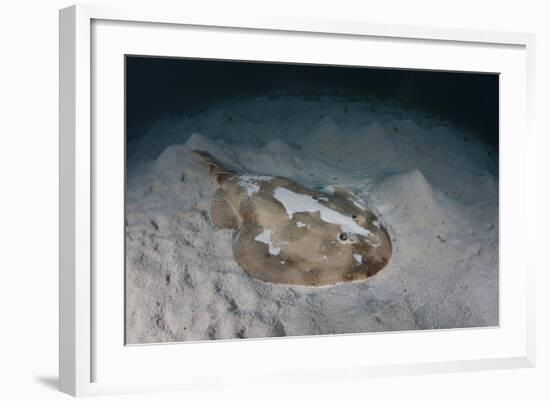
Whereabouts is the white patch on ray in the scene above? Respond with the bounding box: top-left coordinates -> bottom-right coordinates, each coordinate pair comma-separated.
348,193 -> 366,211
254,228 -> 281,256
273,187 -> 373,238
353,254 -> 363,265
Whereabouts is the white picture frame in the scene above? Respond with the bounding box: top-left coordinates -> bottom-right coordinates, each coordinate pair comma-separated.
59,3 -> 536,397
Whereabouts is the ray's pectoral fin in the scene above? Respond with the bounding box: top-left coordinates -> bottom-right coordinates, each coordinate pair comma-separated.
210,189 -> 240,229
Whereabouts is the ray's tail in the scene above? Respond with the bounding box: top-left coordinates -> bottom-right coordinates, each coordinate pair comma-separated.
192,150 -> 235,184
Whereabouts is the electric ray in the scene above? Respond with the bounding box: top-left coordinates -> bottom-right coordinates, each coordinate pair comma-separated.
194,150 -> 392,286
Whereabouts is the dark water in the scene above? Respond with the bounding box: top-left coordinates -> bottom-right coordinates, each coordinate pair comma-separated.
126,56 -> 499,150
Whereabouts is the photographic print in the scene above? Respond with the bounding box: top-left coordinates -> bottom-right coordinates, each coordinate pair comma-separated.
125,57 -> 499,344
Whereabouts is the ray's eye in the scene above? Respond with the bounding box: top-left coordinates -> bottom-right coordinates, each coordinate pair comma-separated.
352,215 -> 357,220
339,232 -> 348,241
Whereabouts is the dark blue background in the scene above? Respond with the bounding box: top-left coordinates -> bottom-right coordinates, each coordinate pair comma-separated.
126,56 -> 499,149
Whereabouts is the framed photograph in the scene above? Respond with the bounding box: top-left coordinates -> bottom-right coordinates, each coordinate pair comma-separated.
59,4 -> 536,397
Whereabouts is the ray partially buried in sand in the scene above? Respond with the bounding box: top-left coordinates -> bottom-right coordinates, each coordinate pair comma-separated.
194,150 -> 392,286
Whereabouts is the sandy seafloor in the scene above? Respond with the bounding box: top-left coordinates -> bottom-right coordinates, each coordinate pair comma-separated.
125,95 -> 498,344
